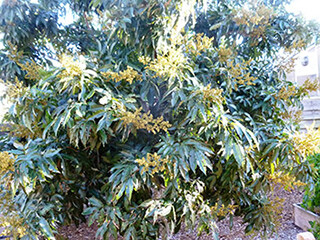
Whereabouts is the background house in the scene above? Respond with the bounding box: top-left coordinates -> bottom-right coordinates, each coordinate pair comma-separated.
286,45 -> 320,129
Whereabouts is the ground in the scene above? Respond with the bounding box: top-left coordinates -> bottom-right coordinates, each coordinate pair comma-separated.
58,187 -> 305,240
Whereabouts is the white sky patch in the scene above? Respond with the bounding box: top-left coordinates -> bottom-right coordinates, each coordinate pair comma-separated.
0,0 -> 317,23
58,3 -> 77,26
286,0 -> 320,22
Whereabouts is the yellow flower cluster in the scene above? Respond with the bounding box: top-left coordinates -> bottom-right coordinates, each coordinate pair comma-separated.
140,33 -> 212,78
136,153 -> 169,175
0,153 -> 27,238
278,57 -> 297,73
260,196 -> 285,234
233,4 -> 274,44
277,40 -> 306,73
278,40 -> 307,73
233,4 -> 274,27
267,172 -> 306,191
120,108 -> 172,134
280,109 -> 302,123
186,33 -> 214,56
226,59 -> 256,89
18,60 -> 40,80
249,26 -> 267,43
199,84 -> 225,105
58,54 -> 86,79
102,66 -> 142,84
138,56 -> 151,65
1,124 -> 42,140
0,152 -> 14,177
0,153 -> 24,238
285,40 -> 307,54
8,41 -> 23,63
211,203 -> 237,217
8,42 -> 40,80
0,213 -> 27,239
0,77 -> 26,100
217,45 -> 233,63
300,78 -> 320,95
9,124 -> 43,139
275,85 -> 297,101
142,47 -> 187,79
196,33 -> 214,51
259,169 -> 304,236
0,189 -> 27,238
292,124 -> 320,157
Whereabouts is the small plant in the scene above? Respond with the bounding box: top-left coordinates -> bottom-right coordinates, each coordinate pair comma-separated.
309,220 -> 320,239
300,153 -> 320,237
302,153 -> 320,214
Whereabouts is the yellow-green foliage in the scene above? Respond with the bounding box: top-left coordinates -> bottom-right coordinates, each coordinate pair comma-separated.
293,124 -> 320,157
267,172 -> 306,191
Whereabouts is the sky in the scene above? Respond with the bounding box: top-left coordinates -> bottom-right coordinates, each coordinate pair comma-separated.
0,0 -> 318,22
287,0 -> 320,22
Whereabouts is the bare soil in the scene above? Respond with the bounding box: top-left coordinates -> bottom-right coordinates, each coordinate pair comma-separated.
58,188 -> 305,240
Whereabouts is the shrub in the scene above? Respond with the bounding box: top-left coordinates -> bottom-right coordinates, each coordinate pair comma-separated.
301,151 -> 320,238
302,153 -> 320,214
0,0 -> 319,239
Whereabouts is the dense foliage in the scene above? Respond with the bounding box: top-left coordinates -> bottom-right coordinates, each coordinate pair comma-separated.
302,150 -> 320,238
0,0 -> 320,239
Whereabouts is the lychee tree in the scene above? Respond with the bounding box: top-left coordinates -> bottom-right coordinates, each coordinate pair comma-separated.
0,0 -> 319,239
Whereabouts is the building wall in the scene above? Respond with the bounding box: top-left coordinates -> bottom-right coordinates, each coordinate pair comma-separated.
288,45 -> 320,129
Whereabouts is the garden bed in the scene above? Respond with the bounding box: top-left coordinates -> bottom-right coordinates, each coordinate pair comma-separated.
58,188 -> 304,240
293,203 -> 320,231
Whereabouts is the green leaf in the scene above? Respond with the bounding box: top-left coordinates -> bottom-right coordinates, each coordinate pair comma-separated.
233,143 -> 244,166
53,115 -> 63,136
39,217 -> 55,239
89,197 -> 103,208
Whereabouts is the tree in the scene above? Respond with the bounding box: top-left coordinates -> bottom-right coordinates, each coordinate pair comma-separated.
0,0 -> 319,239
